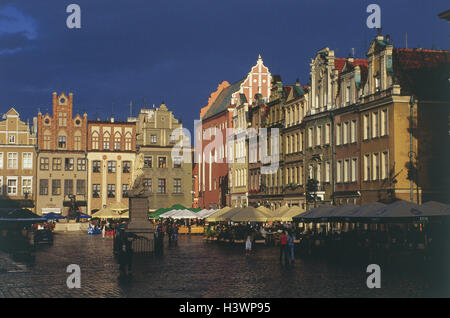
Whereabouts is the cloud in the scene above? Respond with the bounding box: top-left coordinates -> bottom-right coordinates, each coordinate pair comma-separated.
0,4 -> 37,40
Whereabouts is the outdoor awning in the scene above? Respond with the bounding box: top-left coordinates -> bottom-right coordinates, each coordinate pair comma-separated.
108,201 -> 129,212
91,207 -> 124,219
271,206 -> 306,222
220,207 -> 271,223
0,208 -> 46,222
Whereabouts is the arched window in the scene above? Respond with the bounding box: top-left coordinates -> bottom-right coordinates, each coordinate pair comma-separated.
92,131 -> 99,150
103,132 -> 110,150
125,132 -> 132,151
114,132 -> 122,150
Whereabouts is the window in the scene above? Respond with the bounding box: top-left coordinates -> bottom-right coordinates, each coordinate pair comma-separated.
158,157 -> 167,168
158,178 -> 166,194
144,156 -> 152,168
39,179 -> 48,195
43,131 -> 51,149
7,177 -> 18,195
39,158 -> 49,170
372,153 -> 380,180
107,161 -> 116,173
300,132 -> 304,152
93,160 -> 101,173
351,120 -> 357,143
173,157 -> 182,168
151,135 -> 157,144
346,85 -> 351,104
22,177 -> 32,196
0,152 -> 3,169
76,180 -> 85,195
170,134 -> 177,144
125,133 -> 132,151
52,179 -> 61,196
74,131 -> 82,151
122,161 -> 131,173
65,158 -> 74,171
325,124 -> 330,145
344,159 -> 350,183
92,132 -> 99,149
363,114 -> 370,140
9,135 -> 15,144
372,112 -> 379,138
58,112 -> 67,127
381,109 -> 388,136
336,124 -> 341,146
351,158 -> 358,182
58,135 -> 66,149
173,178 -> 182,193
0,177 -> 2,195
23,152 -> 34,169
7,152 -> 18,169
336,161 -> 342,183
381,151 -> 389,180
316,126 -> 322,146
103,133 -> 110,150
114,134 -> 121,150
77,158 -> 86,171
122,184 -> 129,197
325,162 -> 331,183
52,158 -> 62,170
107,184 -> 116,198
343,122 -> 349,144
144,178 -> 152,192
308,127 -> 313,148
364,154 -> 370,181
92,184 -> 100,198
64,179 -> 73,196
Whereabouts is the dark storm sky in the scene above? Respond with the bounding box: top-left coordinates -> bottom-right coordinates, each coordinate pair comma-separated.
0,0 -> 448,134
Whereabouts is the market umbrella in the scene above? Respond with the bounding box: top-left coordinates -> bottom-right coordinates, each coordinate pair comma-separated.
294,205 -> 336,222
354,200 -> 420,222
119,211 -> 129,219
227,207 -> 271,222
256,206 -> 272,215
328,204 -> 360,221
77,212 -> 92,219
91,207 -> 121,219
43,212 -> 66,220
205,206 -> 232,222
272,206 -> 306,222
108,201 -> 128,212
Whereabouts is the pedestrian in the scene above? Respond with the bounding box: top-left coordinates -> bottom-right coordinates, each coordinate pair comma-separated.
287,230 -> 295,265
173,224 -> 179,246
279,230 -> 289,266
245,234 -> 252,255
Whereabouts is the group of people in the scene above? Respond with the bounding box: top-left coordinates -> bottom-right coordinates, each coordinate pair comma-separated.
277,230 -> 296,266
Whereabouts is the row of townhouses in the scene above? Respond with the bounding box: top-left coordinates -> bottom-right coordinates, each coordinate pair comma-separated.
0,95 -> 192,215
194,34 -> 450,211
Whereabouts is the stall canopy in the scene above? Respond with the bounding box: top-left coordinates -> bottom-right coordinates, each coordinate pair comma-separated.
160,209 -> 199,219
0,208 -> 46,222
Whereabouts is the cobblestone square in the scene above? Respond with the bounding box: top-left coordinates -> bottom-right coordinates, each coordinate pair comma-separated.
0,232 -> 449,298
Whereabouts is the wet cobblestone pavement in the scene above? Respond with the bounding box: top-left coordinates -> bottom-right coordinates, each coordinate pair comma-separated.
0,232 -> 448,298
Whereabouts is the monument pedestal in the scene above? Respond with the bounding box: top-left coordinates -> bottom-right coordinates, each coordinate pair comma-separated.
126,196 -> 155,253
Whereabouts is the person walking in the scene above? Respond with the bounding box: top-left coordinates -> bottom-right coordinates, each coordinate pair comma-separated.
279,231 -> 288,266
245,234 -> 252,255
173,224 -> 179,246
287,230 -> 295,265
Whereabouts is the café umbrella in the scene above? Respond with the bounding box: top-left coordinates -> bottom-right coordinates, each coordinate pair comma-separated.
205,206 -> 232,222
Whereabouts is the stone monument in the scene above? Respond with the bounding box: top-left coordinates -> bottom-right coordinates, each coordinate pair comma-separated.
126,153 -> 155,253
